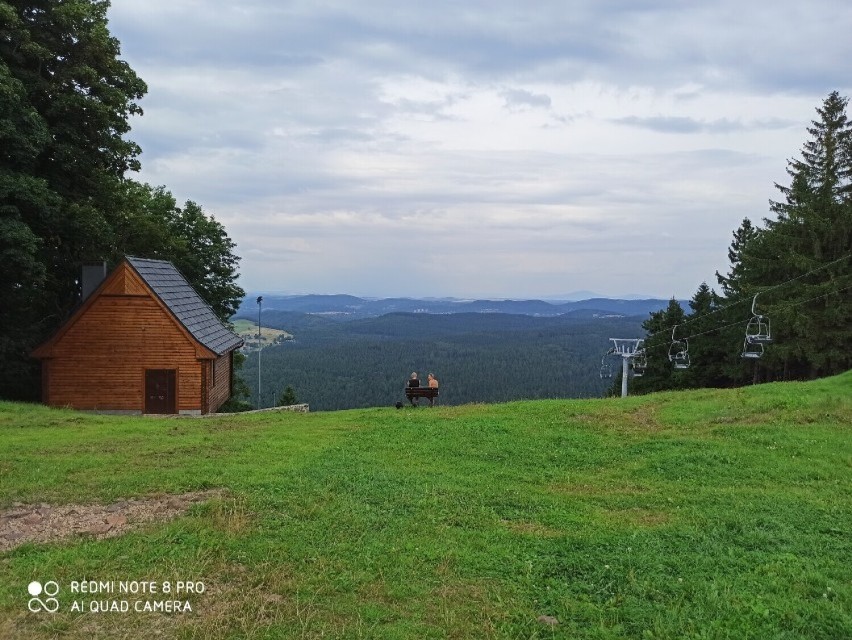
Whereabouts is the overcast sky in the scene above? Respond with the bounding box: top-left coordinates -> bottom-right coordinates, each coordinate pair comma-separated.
107,1 -> 852,299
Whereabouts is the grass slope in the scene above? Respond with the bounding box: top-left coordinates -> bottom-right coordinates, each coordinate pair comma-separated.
1,373 -> 850,639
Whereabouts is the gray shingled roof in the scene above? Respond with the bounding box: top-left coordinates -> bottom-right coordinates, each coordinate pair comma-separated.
127,256 -> 243,356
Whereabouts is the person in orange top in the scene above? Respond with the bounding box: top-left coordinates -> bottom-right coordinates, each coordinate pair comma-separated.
427,373 -> 439,388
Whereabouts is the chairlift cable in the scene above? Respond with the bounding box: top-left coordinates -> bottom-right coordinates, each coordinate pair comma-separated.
639,252 -> 852,345
638,253 -> 852,347
633,281 -> 852,359
771,281 -> 852,312
597,265 -> 852,378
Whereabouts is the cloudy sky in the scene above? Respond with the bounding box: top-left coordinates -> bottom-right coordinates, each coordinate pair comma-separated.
107,1 -> 852,299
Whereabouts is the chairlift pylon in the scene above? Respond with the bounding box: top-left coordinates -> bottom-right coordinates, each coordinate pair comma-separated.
668,325 -> 690,369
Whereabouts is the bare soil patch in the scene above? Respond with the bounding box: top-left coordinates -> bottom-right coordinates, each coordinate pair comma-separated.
0,489 -> 223,552
499,519 -> 563,537
548,481 -> 650,497
600,506 -> 672,527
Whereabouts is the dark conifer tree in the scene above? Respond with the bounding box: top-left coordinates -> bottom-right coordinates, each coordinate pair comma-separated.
629,298 -> 687,394
678,283 -> 738,389
763,91 -> 852,378
716,218 -> 759,297
711,91 -> 852,382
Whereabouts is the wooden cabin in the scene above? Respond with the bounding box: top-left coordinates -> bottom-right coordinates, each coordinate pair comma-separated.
32,257 -> 244,415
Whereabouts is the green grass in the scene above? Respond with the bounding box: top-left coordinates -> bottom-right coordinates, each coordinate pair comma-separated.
1,372 -> 850,639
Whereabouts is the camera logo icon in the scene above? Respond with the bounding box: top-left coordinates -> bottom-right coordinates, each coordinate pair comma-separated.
27,581 -> 60,613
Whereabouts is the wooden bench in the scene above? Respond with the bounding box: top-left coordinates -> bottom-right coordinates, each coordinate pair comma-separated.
405,387 -> 439,406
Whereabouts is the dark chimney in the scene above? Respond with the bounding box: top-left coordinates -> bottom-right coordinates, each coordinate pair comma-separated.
82,262 -> 108,300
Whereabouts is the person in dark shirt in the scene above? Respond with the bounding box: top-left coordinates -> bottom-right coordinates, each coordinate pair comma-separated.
406,372 -> 420,406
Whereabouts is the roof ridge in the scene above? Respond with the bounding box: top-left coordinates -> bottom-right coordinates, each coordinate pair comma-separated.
125,255 -> 171,264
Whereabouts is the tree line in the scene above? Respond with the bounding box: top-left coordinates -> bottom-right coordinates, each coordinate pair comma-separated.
1,1 -> 243,400
626,91 -> 852,395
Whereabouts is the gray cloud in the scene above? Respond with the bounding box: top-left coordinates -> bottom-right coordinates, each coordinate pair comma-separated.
618,116 -> 739,134
502,89 -> 552,110
108,0 -> 852,298
112,1 -> 852,91
612,116 -> 800,134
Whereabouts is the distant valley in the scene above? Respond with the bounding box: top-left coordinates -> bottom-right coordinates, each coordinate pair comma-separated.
233,296 -> 675,411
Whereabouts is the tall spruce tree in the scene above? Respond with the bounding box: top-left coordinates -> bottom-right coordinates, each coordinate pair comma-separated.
714,223 -> 777,385
632,92 -> 852,394
716,218 -> 759,298
715,91 -> 852,381
764,91 -> 852,378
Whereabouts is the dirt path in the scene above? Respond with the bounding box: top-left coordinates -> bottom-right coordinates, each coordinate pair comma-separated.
0,489 -> 223,552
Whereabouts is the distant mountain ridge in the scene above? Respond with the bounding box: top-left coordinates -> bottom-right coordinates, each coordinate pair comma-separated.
238,294 -> 684,320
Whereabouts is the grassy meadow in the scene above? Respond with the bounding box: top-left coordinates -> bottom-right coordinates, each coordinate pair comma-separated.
1,372 -> 850,639
231,319 -> 291,348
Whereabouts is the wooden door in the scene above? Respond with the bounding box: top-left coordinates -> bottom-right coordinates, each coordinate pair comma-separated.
145,369 -> 176,414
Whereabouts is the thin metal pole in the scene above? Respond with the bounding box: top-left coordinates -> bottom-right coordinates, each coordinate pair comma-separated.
257,296 -> 263,408
621,357 -> 629,398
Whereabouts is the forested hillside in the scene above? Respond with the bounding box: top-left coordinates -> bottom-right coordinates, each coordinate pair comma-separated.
241,311 -> 647,410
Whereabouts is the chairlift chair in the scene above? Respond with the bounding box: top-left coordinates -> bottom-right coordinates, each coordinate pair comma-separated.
599,348 -> 616,379
741,337 -> 764,359
669,342 -> 690,369
668,326 -> 690,370
632,348 -> 647,377
745,294 -> 772,344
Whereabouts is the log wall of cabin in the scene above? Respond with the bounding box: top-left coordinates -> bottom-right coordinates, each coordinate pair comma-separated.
209,352 -> 232,412
44,293 -> 203,412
